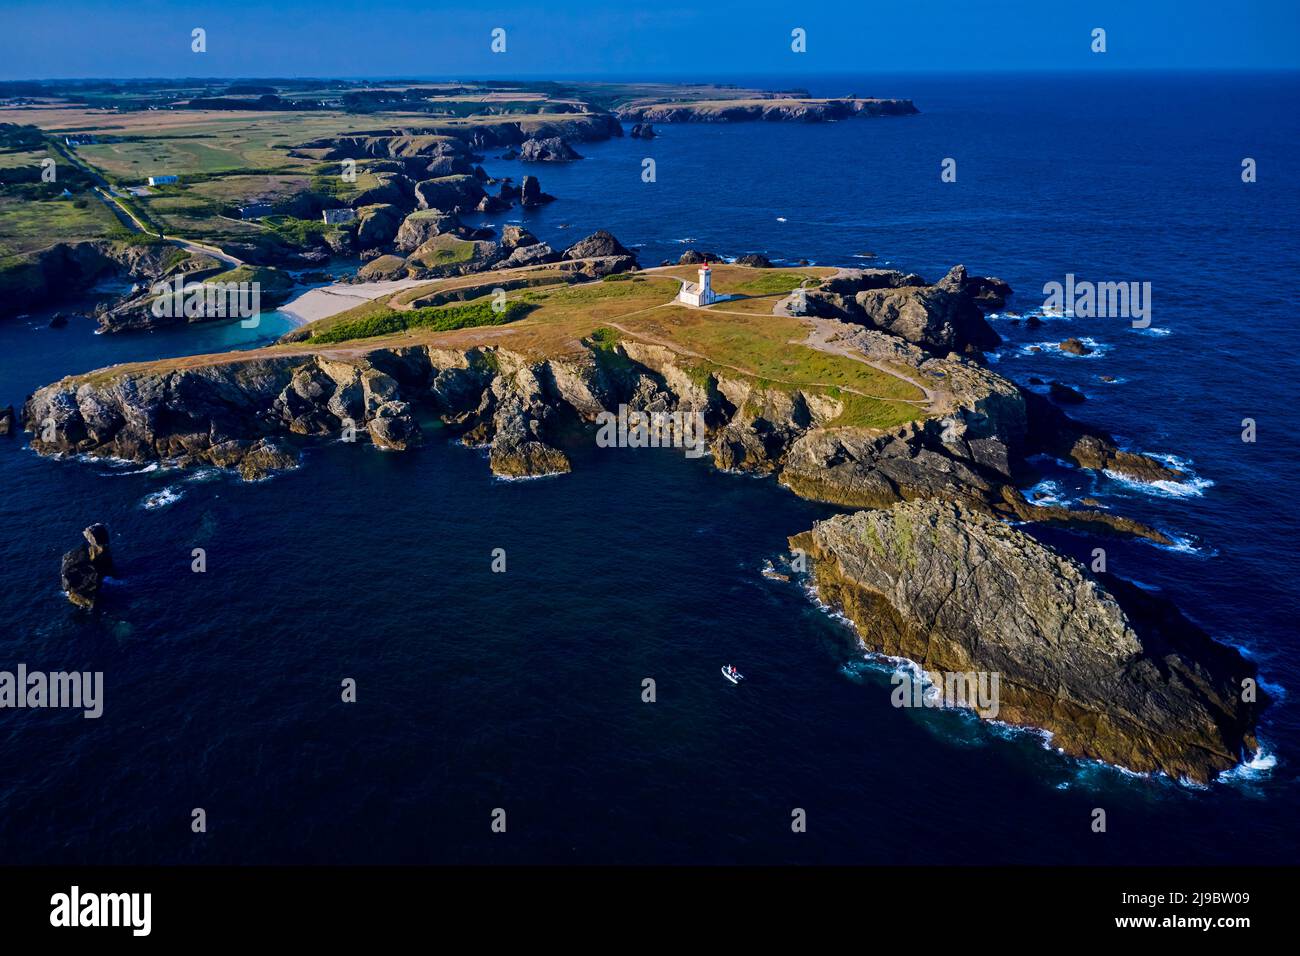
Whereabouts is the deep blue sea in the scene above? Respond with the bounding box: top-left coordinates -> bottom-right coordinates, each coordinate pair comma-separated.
1,72 -> 1298,864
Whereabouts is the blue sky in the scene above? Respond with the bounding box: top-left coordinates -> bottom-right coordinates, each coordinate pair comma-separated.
1,0 -> 1297,79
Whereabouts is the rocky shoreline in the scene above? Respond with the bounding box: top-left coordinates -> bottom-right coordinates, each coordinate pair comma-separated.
15,239 -> 1260,781
615,97 -> 918,123
790,501 -> 1262,783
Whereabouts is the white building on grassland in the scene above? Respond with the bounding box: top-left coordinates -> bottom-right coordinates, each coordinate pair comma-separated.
677,263 -> 720,307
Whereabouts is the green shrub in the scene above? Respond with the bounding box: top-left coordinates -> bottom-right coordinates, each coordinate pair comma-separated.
585,326 -> 621,349
310,299 -> 535,345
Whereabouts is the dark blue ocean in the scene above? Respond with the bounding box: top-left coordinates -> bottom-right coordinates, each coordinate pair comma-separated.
2,72 -> 1298,864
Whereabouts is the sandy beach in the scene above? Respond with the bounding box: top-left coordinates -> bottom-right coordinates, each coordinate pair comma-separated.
277,278 -> 431,326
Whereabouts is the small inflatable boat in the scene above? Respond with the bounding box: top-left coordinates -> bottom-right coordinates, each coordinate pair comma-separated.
721,667 -> 744,684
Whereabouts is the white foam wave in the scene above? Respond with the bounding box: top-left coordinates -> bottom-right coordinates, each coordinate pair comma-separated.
141,486 -> 183,510
1103,469 -> 1214,499
1149,531 -> 1217,556
1025,479 -> 1072,507
1020,337 -> 1109,358
1218,743 -> 1277,783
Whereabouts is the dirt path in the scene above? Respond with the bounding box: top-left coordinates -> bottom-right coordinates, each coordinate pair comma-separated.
604,314 -> 930,407
799,318 -> 942,409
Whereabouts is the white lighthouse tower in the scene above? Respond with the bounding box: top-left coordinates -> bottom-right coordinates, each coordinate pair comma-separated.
678,262 -> 719,307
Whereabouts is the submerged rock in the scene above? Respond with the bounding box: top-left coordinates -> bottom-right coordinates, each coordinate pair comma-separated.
790,500 -> 1262,782
1049,381 -> 1086,404
1060,337 -> 1093,356
0,404 -> 13,436
60,523 -> 115,609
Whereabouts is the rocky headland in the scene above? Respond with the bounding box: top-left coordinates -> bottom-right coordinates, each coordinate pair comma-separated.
790,501 -> 1262,783
17,247 -> 1250,779
614,97 -> 918,123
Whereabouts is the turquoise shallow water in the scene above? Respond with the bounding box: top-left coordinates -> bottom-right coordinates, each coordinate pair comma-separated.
0,71 -> 1297,864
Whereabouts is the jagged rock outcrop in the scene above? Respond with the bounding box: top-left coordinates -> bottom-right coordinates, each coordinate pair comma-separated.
0,404 -> 13,436
519,175 -> 555,207
493,243 -> 560,270
484,365 -> 572,478
500,225 -> 539,249
60,523 -> 115,609
789,500 -> 1262,783
345,172 -> 411,209
628,123 -> 656,139
562,230 -> 634,261
422,155 -> 472,178
802,266 -> 1000,354
679,250 -> 722,265
367,401 -> 422,450
735,253 -> 772,268
518,136 -> 583,162
414,175 -> 485,213
394,210 -> 460,253
1020,389 -> 1182,483
355,203 -> 404,247
855,266 -> 1000,354
475,194 -> 511,213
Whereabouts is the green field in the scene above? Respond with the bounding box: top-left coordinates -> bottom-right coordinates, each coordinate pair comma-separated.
0,191 -> 122,257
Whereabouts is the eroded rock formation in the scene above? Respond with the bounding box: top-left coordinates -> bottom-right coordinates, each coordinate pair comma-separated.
789,500 -> 1262,783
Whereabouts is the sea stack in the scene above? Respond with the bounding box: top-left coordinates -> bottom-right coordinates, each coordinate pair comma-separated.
60,523 -> 115,609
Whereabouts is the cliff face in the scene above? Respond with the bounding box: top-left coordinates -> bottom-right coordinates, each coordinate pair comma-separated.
298,114 -> 623,159
790,501 -> 1262,783
21,332 -> 1172,546
614,98 -> 918,123
0,240 -> 211,319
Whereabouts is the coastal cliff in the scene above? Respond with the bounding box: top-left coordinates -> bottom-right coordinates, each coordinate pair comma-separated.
789,501 -> 1262,783
21,320 -> 1178,546
615,98 -> 918,123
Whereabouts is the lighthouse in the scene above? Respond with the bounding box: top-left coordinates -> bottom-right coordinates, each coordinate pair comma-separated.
677,262 -> 719,307
697,264 -> 715,304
